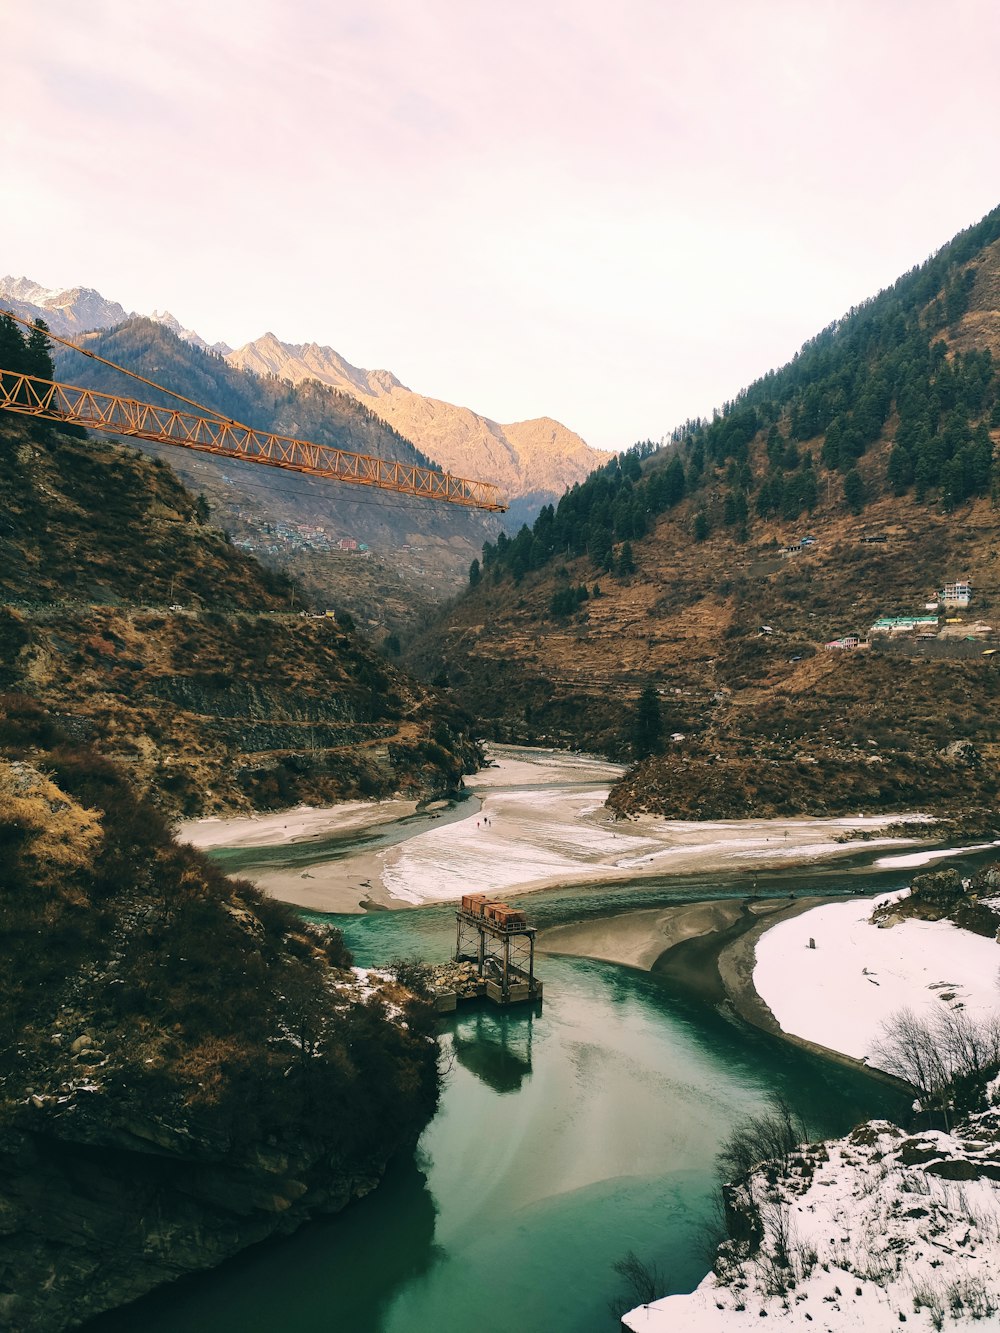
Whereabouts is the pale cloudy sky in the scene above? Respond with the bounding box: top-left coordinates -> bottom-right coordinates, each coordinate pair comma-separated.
4,1 -> 999,450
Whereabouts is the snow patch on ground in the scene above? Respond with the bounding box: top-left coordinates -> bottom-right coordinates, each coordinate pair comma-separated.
753,892 -> 1000,1063
624,1116 -> 1000,1331
875,841 -> 1000,870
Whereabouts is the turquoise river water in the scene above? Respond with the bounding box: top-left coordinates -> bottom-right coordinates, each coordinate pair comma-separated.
89,830 -> 1000,1333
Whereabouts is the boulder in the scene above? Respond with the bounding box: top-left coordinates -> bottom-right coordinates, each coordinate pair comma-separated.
910,868 -> 964,909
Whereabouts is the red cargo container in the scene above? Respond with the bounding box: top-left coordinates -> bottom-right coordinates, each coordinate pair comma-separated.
461,893 -> 488,915
492,908 -> 526,928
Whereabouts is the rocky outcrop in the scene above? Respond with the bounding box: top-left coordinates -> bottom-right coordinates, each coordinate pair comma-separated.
0,741 -> 441,1330
625,1109 -> 1000,1330
871,864 -> 1000,939
0,1102 -> 391,1332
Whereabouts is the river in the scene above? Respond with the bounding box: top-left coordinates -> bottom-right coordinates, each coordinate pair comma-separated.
88,750 -> 999,1333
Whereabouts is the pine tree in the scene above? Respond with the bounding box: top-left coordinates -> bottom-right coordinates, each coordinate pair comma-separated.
843,468 -> 867,514
663,457 -> 686,507
631,683 -> 663,759
0,315 -> 27,375
25,319 -> 54,380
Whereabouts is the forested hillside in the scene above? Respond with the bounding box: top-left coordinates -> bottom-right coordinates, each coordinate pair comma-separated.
1,316 -> 480,816
413,205 -> 1000,825
0,315 -> 454,1330
476,206 -> 1000,587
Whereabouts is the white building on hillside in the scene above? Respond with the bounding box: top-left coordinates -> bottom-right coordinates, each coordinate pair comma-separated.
942,579 -> 971,607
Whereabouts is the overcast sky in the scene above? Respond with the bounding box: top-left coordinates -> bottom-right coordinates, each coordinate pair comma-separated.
4,1 -> 999,451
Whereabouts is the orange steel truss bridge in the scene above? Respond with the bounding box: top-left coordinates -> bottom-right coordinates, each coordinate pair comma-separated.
0,314 -> 507,513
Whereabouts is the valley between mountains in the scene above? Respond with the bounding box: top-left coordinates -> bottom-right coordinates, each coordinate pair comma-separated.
4,204 -> 1000,1333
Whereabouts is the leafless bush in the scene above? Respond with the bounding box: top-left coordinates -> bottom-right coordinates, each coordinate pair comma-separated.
912,1281 -> 946,1329
751,1199 -> 801,1295
853,1249 -> 897,1285
787,1238 -> 819,1283
695,1185 -> 730,1264
387,956 -> 433,997
716,1095 -> 808,1185
946,1275 -> 999,1320
608,1250 -> 667,1320
858,1161 -> 889,1196
870,1006 -> 1000,1124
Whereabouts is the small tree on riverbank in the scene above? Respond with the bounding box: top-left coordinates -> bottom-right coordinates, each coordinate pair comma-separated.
871,1006 -> 1000,1126
609,1251 -> 668,1322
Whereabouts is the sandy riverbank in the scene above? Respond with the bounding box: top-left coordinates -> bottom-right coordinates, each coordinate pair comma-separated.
539,894 -> 912,1082
539,894 -> 826,1009
540,887 -> 976,1090
180,797 -> 420,851
180,745 -> 941,914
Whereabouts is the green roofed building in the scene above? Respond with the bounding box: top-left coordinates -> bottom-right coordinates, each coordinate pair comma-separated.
870,615 -> 939,634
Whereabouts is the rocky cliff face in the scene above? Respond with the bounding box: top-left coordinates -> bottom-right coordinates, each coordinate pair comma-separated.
0,747 -> 439,1331
2,1090 -> 396,1331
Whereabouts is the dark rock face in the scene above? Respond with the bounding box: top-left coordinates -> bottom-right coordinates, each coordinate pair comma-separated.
720,1182 -> 763,1252
938,739 -> 981,767
0,1002 -> 440,1333
0,1107 -> 398,1332
0,743 -> 441,1331
881,864 -> 1000,940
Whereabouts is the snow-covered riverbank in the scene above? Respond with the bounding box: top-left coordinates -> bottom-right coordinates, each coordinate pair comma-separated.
624,1111 -> 1000,1331
625,885 -> 1000,1332
753,889 -> 1000,1063
180,745 -> 941,914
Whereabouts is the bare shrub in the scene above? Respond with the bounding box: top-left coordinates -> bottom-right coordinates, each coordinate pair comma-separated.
387,956 -> 433,997
608,1250 -> 667,1320
870,1006 -> 1000,1125
912,1281 -> 945,1329
946,1275 -> 999,1320
716,1095 -> 807,1185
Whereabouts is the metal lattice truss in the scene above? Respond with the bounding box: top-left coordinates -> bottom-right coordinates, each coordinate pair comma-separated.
0,370 -> 508,512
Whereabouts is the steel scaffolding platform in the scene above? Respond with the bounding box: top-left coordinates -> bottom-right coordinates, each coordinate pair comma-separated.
453,909 -> 542,1006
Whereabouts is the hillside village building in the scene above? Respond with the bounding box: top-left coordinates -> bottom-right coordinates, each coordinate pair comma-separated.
870,615 -> 939,635
942,580 -> 971,607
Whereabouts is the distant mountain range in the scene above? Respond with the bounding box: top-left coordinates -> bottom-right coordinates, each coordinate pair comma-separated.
226,332 -> 603,511
44,316 -> 498,635
0,276 -> 232,355
0,275 -> 603,513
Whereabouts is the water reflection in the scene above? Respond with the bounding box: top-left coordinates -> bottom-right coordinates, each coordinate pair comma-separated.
448,1008 -> 535,1094
87,1155 -> 440,1333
